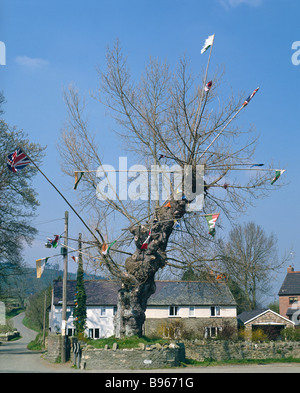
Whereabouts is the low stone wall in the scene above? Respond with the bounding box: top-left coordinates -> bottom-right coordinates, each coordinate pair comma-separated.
81,343 -> 185,370
44,333 -> 62,362
46,335 -> 300,369
184,340 -> 300,362
0,331 -> 20,341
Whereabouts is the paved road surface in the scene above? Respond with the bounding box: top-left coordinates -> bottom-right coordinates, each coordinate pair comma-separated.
0,313 -> 300,373
0,313 -> 77,373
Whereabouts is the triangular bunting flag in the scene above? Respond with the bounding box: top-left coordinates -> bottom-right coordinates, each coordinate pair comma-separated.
36,257 -> 49,278
250,163 -> 264,168
102,240 -> 117,255
141,231 -> 151,250
173,220 -> 180,229
45,235 -> 60,248
201,34 -> 215,54
205,213 -> 220,237
204,81 -> 212,91
271,169 -> 286,185
101,242 -> 108,254
74,171 -> 84,190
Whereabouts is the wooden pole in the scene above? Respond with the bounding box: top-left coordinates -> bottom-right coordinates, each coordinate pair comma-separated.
198,104 -> 244,160
42,290 -> 47,347
61,210 -> 68,363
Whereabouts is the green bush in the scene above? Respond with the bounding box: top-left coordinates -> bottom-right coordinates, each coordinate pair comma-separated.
281,327 -> 300,341
27,332 -> 45,351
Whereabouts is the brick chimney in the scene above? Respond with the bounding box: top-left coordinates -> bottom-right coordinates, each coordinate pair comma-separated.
287,265 -> 294,273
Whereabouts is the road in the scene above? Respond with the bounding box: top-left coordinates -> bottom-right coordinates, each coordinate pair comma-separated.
0,313 -> 299,373
0,313 -> 78,373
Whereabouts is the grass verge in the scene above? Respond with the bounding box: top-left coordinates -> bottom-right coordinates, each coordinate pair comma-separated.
86,335 -> 170,349
182,356 -> 300,367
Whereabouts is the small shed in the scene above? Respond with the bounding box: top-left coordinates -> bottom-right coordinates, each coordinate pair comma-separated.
238,308 -> 294,340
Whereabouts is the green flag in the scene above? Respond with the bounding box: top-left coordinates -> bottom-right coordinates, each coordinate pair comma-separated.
205,213 -> 220,237
271,169 -> 286,185
102,240 -> 117,255
74,171 -> 84,190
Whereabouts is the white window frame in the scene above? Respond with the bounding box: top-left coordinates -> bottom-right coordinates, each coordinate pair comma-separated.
169,306 -> 180,317
189,306 -> 195,317
205,326 -> 222,338
88,327 -> 102,339
210,306 -> 221,317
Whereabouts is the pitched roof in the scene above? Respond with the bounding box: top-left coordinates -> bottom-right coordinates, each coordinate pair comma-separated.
237,309 -> 268,324
237,308 -> 293,325
52,280 -> 236,307
53,280 -> 120,306
147,281 -> 236,306
278,271 -> 300,296
286,307 -> 300,316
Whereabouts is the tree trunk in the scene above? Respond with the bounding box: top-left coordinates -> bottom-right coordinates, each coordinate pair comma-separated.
114,198 -> 186,338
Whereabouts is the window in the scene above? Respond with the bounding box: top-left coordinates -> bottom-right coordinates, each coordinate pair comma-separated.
205,326 -> 222,338
210,306 -> 221,317
189,306 -> 195,317
88,328 -> 101,339
113,306 -> 118,316
100,306 -> 106,316
169,306 -> 179,316
67,328 -> 75,336
289,297 -> 298,304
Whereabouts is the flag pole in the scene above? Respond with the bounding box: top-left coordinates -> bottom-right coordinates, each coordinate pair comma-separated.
198,87 -> 259,160
198,105 -> 244,160
193,34 -> 215,136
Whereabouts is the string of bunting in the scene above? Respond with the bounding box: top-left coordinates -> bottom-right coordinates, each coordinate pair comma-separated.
5,32 -> 285,269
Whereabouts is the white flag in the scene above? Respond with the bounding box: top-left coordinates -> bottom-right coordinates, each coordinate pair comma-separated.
201,34 -> 215,54
36,257 -> 49,278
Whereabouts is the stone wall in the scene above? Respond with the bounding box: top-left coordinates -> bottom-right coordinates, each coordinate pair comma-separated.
45,334 -> 300,369
184,340 -> 300,362
44,333 -> 62,362
0,331 -> 20,341
80,343 -> 185,370
144,317 -> 238,339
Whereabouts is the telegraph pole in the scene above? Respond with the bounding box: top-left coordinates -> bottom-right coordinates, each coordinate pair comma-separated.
61,210 -> 68,363
42,290 -> 47,347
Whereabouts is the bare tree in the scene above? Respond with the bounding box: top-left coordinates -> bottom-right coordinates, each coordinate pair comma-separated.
58,40 -> 282,337
216,222 -> 290,310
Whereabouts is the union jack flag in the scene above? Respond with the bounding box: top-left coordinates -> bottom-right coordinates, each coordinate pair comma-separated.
7,148 -> 31,173
243,87 -> 259,107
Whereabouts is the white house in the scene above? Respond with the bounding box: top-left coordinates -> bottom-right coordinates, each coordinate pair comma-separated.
49,279 -> 237,339
49,280 -> 119,338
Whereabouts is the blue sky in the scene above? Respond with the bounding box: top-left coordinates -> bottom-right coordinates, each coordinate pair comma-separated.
0,0 -> 299,304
